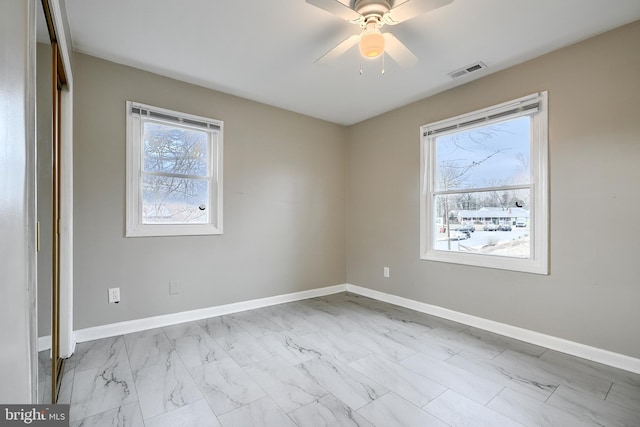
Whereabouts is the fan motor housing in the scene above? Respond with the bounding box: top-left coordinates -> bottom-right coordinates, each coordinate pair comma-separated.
354,0 -> 391,18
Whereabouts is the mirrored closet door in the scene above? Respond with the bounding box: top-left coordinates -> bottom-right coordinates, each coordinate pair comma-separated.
36,0 -> 68,404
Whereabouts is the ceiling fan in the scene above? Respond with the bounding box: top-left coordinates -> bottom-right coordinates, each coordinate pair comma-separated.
307,0 -> 453,67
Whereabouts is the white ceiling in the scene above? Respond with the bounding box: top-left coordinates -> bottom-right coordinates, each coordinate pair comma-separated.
64,0 -> 640,125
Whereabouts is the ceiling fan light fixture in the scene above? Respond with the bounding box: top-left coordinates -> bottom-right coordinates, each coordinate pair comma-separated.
307,0 -> 452,67
359,22 -> 385,58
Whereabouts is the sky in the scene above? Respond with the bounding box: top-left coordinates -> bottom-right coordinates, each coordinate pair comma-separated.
435,116 -> 530,190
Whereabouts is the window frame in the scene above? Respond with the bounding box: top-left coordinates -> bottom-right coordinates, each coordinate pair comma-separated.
420,92 -> 548,274
126,101 -> 223,237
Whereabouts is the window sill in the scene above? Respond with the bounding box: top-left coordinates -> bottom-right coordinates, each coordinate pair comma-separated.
126,223 -> 223,238
421,250 -> 548,275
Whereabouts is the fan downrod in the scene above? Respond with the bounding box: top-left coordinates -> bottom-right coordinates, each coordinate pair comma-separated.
354,0 -> 391,20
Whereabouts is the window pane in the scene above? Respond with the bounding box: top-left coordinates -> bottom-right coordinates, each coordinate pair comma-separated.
143,121 -> 208,176
435,116 -> 530,192
142,175 -> 209,224
433,189 -> 531,258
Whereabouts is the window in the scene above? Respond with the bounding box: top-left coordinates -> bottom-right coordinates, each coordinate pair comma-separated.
126,101 -> 223,237
420,92 -> 548,274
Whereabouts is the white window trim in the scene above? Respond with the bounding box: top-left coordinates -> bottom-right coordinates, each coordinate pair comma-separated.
420,92 -> 549,274
126,101 -> 223,237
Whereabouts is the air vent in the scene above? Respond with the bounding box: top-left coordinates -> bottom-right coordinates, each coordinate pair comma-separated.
447,62 -> 487,79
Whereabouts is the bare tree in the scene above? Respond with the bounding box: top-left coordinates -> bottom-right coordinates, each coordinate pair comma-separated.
143,126 -> 208,223
437,148 -> 507,249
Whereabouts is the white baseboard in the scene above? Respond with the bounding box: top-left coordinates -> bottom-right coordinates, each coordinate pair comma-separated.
52,281 -> 640,374
73,284 -> 347,344
38,335 -> 51,353
38,335 -> 76,358
346,284 -> 640,374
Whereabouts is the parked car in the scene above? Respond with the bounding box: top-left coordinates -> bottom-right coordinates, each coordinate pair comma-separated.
449,230 -> 469,240
515,220 -> 527,227
458,224 -> 475,234
498,223 -> 512,231
457,229 -> 471,238
483,223 -> 499,231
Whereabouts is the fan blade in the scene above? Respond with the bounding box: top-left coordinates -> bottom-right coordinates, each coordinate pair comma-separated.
385,0 -> 453,25
383,33 -> 418,67
314,34 -> 360,64
306,0 -> 361,22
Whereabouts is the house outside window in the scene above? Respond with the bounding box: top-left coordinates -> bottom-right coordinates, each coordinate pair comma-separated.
420,92 -> 548,274
126,101 -> 223,237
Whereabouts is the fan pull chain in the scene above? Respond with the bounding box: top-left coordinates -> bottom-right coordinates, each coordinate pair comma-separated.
359,54 -> 386,75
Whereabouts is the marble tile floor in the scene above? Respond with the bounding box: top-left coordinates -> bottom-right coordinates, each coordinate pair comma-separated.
40,292 -> 640,426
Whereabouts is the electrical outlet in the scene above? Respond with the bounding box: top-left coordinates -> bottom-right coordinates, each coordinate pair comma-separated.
108,287 -> 120,304
383,267 -> 390,278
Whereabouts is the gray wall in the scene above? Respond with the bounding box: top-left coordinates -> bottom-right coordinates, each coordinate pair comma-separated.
73,54 -> 347,330
347,21 -> 640,358
73,21 -> 640,360
0,0 -> 38,403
